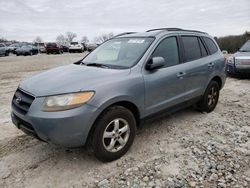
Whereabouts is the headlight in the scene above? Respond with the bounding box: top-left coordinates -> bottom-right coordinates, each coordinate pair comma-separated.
42,91 -> 94,112
227,57 -> 234,65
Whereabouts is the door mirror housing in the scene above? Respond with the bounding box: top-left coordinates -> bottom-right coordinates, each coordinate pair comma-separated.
146,57 -> 165,70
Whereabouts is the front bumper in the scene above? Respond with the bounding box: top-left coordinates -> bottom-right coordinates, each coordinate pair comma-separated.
226,63 -> 250,75
11,95 -> 99,147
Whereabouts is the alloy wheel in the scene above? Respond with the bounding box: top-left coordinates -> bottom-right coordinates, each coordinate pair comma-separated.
207,86 -> 218,107
102,118 -> 130,152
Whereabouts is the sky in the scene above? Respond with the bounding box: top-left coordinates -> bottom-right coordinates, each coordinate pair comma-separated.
0,0 -> 249,42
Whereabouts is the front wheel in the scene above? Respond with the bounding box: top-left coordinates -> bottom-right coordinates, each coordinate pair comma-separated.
197,81 -> 220,113
92,106 -> 136,162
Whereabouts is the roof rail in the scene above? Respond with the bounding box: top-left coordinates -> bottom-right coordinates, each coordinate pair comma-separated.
146,28 -> 208,34
113,32 -> 137,38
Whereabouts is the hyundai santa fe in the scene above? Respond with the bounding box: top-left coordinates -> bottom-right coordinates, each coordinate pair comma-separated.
11,28 -> 226,162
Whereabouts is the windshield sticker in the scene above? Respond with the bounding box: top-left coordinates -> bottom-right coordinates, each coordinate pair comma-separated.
128,39 -> 145,44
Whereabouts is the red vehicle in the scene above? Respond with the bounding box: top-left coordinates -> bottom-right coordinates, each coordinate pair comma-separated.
45,43 -> 63,54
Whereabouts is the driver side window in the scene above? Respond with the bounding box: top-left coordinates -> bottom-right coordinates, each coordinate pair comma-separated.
152,37 -> 179,67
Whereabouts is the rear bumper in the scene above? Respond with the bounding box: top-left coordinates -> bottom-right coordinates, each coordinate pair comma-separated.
69,49 -> 82,52
46,49 -> 60,53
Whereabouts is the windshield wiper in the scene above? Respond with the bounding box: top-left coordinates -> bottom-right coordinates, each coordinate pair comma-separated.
239,50 -> 250,52
86,63 -> 109,68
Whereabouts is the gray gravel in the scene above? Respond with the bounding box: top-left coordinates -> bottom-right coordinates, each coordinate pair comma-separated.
0,54 -> 249,188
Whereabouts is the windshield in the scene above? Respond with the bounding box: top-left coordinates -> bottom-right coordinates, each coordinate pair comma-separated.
82,37 -> 154,69
239,41 -> 250,52
21,46 -> 30,49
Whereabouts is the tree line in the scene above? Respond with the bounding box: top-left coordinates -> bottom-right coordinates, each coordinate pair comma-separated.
214,31 -> 250,53
1,31 -> 250,53
33,32 -> 114,45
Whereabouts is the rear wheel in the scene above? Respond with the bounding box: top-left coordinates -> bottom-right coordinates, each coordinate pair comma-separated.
197,81 -> 220,113
5,51 -> 9,56
92,106 -> 136,162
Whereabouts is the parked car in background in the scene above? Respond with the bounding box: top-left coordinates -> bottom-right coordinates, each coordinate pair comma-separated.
0,43 -> 10,56
8,43 -> 22,54
15,45 -> 39,56
46,43 -> 63,54
11,28 -> 226,162
36,43 -> 46,53
226,40 -> 250,76
86,43 -> 98,52
62,45 -> 69,52
69,42 -> 84,53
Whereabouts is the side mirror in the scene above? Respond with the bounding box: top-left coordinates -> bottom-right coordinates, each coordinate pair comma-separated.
146,57 -> 165,70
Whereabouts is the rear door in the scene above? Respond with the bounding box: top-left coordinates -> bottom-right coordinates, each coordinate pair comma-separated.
180,35 -> 210,100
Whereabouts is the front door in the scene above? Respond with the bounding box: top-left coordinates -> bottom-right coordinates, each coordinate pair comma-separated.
143,36 -> 187,116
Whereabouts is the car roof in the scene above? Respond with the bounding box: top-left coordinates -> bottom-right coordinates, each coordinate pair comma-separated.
115,28 -> 209,38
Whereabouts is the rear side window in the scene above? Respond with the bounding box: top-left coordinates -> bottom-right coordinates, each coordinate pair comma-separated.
182,36 -> 201,61
152,37 -> 179,67
203,37 -> 218,54
198,38 -> 208,57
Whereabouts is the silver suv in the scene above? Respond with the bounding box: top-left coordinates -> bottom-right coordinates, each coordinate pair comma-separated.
11,28 -> 226,161
226,40 -> 250,76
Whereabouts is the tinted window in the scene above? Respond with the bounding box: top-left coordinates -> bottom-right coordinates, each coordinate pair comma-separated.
203,37 -> 218,54
198,38 -> 208,57
152,37 -> 179,67
182,36 -> 201,61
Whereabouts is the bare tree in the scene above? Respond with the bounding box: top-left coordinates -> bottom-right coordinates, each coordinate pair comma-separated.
81,36 -> 89,44
94,32 -> 114,44
33,36 -> 43,43
65,32 -> 77,43
56,34 -> 67,45
0,37 -> 7,43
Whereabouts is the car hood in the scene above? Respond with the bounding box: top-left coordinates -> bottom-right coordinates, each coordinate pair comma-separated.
233,51 -> 250,59
19,64 -> 130,97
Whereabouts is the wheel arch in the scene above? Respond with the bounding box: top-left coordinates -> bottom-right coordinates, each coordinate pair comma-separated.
211,76 -> 222,89
85,100 -> 141,147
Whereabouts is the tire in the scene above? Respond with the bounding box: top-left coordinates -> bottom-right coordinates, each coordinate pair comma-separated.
5,51 -> 9,56
92,106 -> 136,162
197,81 -> 220,113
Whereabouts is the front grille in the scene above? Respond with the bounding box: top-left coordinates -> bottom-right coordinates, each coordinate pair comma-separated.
235,59 -> 250,67
13,113 -> 34,131
12,88 -> 35,115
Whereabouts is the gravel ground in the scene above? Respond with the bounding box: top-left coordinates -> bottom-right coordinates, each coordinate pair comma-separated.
0,53 -> 249,188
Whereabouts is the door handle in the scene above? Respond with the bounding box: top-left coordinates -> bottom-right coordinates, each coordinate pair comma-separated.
208,62 -> 215,68
177,72 -> 186,79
